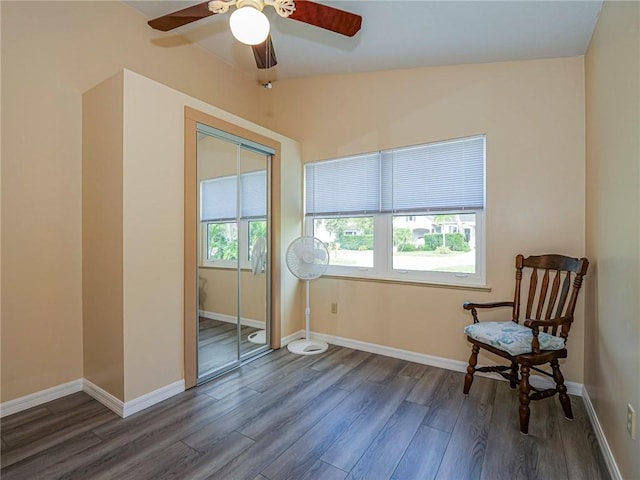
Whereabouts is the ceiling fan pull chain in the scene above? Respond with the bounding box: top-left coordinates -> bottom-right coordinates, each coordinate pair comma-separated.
264,0 -> 296,18
208,0 -> 236,14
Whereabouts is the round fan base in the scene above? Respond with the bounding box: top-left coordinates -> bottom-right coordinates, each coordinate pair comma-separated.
248,330 -> 266,345
287,339 -> 328,356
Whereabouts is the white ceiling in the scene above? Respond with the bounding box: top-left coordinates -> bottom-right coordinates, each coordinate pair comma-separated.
125,0 -> 603,82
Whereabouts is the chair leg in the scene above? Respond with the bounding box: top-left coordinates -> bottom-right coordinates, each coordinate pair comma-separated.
509,361 -> 519,389
463,344 -> 479,394
519,365 -> 531,434
551,359 -> 573,420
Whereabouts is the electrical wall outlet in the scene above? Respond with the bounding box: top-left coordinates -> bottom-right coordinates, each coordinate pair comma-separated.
331,302 -> 338,314
627,404 -> 636,440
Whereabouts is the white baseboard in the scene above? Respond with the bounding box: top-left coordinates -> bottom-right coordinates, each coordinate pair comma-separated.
281,329 -> 304,347
2,378 -> 184,419
0,379 -> 83,418
84,379 -> 185,418
582,386 -> 623,480
199,310 -> 265,330
83,379 -> 125,417
122,380 -> 185,417
311,332 -> 583,396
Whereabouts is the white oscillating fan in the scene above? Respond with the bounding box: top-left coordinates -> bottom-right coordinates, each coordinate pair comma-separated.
286,236 -> 330,355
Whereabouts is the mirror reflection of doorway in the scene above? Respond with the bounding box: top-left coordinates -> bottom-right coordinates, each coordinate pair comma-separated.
196,123 -> 272,382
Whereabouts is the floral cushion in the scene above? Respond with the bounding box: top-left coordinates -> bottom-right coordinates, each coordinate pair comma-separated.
464,321 -> 566,356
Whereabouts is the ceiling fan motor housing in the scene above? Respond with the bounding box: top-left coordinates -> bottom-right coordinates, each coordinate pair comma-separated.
235,0 -> 265,12
208,0 -> 296,17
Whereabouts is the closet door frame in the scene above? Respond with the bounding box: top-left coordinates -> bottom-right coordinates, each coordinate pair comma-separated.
184,107 -> 282,389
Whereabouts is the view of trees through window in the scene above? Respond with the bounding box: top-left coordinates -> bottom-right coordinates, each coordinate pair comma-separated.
207,222 -> 238,261
206,220 -> 267,263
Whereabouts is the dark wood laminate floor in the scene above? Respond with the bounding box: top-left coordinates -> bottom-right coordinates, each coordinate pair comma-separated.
198,318 -> 263,376
1,346 -> 610,480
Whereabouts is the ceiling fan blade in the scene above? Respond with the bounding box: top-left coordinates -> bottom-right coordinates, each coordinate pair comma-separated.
148,1 -> 216,32
252,35 -> 278,69
288,0 -> 362,37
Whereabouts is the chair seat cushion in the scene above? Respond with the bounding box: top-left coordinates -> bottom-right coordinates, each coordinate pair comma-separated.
464,321 -> 566,356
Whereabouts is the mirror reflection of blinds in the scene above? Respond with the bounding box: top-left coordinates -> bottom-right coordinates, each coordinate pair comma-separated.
201,170 -> 267,222
305,135 -> 485,216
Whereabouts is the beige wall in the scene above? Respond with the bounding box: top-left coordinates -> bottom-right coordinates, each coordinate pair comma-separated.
0,3 -> 3,402
0,0 -> 282,402
261,57 -> 588,382
585,2 -> 640,478
82,72 -> 125,400
198,268 -> 267,323
276,142 -> 305,338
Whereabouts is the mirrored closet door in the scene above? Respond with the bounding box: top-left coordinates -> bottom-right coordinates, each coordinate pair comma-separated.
196,123 -> 272,382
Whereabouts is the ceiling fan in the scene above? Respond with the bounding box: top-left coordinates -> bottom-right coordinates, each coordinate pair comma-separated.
147,0 -> 362,70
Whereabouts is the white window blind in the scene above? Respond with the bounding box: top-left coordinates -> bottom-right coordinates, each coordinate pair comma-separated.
201,170 -> 267,221
305,153 -> 380,216
382,136 -> 485,212
240,170 -> 267,219
305,135 -> 485,216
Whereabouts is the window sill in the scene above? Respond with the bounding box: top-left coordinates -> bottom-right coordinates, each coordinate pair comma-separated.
320,273 -> 491,292
198,264 -> 256,273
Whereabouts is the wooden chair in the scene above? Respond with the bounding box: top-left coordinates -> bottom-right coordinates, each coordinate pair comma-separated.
462,254 -> 589,434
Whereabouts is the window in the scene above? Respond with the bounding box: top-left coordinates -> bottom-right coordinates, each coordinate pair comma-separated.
392,214 -> 476,274
313,217 -> 374,268
201,170 -> 267,269
305,135 -> 485,285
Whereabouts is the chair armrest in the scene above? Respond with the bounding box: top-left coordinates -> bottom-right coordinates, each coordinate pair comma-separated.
463,301 -> 514,310
523,316 -> 573,329
463,301 -> 514,323
524,316 -> 573,353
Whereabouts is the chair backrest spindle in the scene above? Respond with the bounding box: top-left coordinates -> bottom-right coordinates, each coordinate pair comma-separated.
545,271 -> 562,321
555,272 -> 572,319
536,269 -> 550,329
513,255 -> 524,322
526,267 -> 538,319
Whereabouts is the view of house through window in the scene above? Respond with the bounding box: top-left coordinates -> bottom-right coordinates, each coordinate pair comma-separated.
305,135 -> 485,285
391,214 -> 476,273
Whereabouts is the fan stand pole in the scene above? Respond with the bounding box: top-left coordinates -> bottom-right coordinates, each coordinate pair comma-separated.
305,280 -> 311,340
287,279 -> 329,356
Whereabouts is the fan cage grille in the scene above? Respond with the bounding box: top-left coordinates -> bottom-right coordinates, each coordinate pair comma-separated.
285,236 -> 329,280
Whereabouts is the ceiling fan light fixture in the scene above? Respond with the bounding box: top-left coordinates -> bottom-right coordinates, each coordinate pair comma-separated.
230,6 -> 270,45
